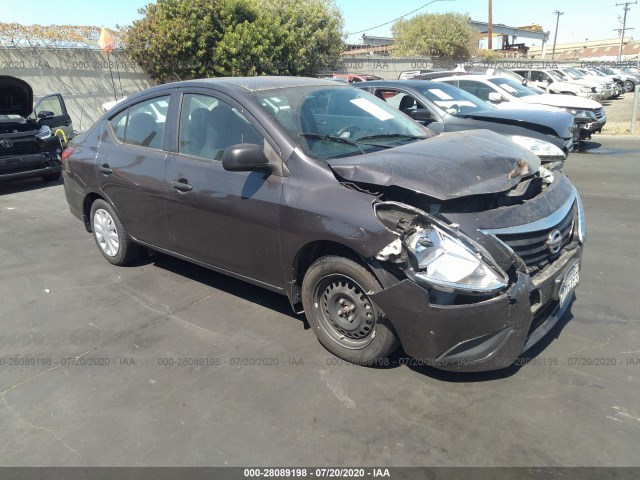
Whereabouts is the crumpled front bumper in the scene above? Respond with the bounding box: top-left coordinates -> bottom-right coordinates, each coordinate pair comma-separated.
371,246 -> 582,372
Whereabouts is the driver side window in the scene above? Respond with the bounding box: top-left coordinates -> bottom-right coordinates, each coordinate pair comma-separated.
178,94 -> 263,161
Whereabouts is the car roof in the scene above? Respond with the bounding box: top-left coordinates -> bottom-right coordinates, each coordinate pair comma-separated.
186,76 -> 341,91
134,76 -> 342,98
358,79 -> 440,88
435,74 -> 496,82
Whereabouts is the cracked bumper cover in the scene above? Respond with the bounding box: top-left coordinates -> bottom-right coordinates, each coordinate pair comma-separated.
370,246 -> 582,372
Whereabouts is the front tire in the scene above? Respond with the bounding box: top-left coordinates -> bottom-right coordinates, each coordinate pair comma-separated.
90,199 -> 141,265
625,80 -> 635,93
302,256 -> 399,365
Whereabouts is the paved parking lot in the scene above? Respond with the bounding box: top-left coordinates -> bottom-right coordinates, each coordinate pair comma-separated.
1,136 -> 639,467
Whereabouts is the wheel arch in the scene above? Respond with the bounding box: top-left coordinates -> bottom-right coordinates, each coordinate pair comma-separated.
288,240 -> 373,313
82,192 -> 106,232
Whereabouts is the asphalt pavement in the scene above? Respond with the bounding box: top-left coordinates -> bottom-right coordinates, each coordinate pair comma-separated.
0,136 -> 639,467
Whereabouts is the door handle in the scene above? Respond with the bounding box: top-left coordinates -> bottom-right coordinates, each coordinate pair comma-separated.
99,163 -> 112,175
171,180 -> 193,192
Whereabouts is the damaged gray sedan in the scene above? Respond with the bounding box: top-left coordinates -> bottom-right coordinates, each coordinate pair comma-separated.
63,77 -> 585,372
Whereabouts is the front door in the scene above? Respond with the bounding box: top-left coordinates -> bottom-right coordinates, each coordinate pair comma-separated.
164,92 -> 283,287
33,94 -> 73,146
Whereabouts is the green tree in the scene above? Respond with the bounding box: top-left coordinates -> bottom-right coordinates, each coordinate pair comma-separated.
391,13 -> 477,59
125,0 -> 344,83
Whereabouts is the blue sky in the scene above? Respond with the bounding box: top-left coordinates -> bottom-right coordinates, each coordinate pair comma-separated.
1,0 -> 637,46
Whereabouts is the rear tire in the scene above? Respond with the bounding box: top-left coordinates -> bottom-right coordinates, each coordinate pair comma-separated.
625,80 -> 635,93
90,199 -> 141,266
301,256 -> 399,365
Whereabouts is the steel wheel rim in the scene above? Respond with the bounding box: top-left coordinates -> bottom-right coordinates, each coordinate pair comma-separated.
93,208 -> 119,257
313,274 -> 377,349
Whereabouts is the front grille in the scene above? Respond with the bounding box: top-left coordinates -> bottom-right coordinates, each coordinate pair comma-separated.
0,138 -> 40,157
496,202 -> 577,269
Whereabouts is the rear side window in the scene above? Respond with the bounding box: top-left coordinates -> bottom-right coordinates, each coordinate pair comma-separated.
110,110 -> 127,143
108,96 -> 170,149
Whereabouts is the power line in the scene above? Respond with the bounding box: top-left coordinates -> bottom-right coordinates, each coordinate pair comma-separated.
346,0 -> 454,37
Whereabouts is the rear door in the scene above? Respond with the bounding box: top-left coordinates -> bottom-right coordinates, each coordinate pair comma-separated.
33,94 -> 73,146
97,94 -> 174,249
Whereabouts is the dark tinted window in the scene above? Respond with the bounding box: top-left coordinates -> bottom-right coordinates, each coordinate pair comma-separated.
110,110 -> 127,143
109,96 -> 170,149
457,80 -> 494,101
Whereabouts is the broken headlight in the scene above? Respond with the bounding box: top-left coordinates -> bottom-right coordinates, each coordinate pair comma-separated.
510,135 -> 566,160
406,225 -> 507,294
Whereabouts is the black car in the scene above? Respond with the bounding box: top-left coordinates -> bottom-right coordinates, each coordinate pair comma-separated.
0,76 -> 73,184
63,77 -> 585,372
358,80 -> 575,169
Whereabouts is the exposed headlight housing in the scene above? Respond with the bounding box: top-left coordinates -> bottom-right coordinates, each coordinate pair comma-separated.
510,135 -> 566,160
580,86 -> 592,93
563,108 -> 596,119
405,225 -> 508,294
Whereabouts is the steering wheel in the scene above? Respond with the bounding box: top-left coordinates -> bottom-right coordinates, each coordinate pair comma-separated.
336,125 -> 361,138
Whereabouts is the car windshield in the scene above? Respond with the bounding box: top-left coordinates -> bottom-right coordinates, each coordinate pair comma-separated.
252,86 -> 431,160
561,69 -> 583,80
547,70 -> 566,81
488,77 -> 537,98
418,82 -> 495,116
622,68 -> 639,75
600,67 -> 616,75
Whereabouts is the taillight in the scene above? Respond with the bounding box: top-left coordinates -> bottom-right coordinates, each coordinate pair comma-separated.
61,147 -> 76,164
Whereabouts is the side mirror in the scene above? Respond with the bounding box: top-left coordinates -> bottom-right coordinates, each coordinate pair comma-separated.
222,144 -> 271,173
547,78 -> 553,84
409,108 -> 435,124
37,110 -> 55,119
488,92 -> 503,103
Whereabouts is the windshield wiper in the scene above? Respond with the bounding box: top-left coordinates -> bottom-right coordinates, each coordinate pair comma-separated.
300,133 -> 364,153
355,133 -> 428,142
300,133 -> 396,152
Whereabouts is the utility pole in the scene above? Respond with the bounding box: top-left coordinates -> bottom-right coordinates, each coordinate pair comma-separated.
488,0 -> 493,50
551,10 -> 564,60
616,1 -> 637,61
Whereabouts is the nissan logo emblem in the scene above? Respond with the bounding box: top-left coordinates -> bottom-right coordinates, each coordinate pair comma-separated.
0,139 -> 14,148
546,229 -> 563,254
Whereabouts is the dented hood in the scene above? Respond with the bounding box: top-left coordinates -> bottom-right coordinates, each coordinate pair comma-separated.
327,130 -> 541,200
459,108 -> 574,138
0,76 -> 33,118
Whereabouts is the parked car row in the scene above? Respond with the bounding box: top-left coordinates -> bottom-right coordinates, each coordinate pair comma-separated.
390,65 -> 617,142
62,76 -> 586,372
360,79 -> 574,170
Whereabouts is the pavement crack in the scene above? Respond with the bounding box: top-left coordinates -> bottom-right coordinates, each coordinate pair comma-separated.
1,392 -> 82,461
319,369 -> 356,409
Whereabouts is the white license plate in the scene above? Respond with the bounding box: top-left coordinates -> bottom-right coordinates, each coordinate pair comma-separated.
559,262 -> 580,307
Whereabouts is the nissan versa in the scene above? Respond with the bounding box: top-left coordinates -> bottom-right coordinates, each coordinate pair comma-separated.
63,77 -> 585,372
